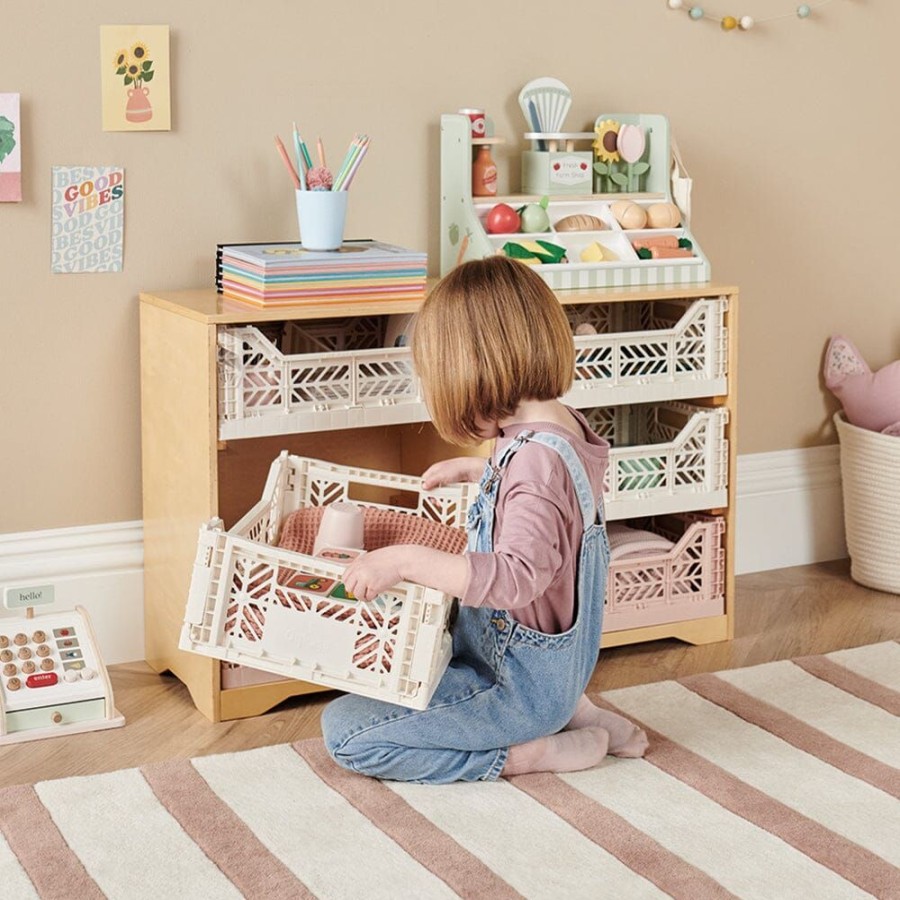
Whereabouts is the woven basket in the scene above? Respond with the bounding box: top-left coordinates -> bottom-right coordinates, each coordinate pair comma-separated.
834,412 -> 900,594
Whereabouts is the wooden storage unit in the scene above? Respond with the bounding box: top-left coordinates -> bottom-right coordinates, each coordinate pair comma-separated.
140,282 -> 737,722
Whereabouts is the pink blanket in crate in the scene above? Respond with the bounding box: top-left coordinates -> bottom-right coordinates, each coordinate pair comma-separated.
278,506 -> 467,557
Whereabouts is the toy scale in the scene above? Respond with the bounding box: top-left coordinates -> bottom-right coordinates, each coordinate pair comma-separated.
0,586 -> 124,745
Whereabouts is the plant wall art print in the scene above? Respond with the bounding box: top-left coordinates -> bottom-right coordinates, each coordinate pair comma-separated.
0,93 -> 22,202
100,25 -> 171,131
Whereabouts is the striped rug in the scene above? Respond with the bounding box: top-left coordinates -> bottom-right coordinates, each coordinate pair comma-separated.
1,641 -> 898,899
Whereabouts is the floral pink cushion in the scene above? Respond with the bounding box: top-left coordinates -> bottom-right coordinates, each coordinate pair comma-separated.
824,336 -> 900,434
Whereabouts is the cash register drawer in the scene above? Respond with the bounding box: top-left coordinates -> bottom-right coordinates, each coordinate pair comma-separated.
4,698 -> 107,734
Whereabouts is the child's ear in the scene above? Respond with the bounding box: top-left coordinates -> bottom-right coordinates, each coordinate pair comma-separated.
824,335 -> 870,388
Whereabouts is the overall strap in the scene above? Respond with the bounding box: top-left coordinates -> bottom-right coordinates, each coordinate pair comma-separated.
525,432 -> 600,532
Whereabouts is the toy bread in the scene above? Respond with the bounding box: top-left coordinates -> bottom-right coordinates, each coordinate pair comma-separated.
554,214 -> 605,232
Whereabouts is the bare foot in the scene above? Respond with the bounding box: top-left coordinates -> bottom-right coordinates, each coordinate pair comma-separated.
565,695 -> 649,758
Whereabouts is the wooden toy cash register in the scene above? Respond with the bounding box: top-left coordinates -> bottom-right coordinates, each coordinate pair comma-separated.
0,585 -> 124,744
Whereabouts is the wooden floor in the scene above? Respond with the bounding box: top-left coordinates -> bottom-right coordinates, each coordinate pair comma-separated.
2,559 -> 898,789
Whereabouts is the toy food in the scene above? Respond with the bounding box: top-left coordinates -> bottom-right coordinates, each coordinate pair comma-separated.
502,239 -> 567,265
646,202 -> 682,228
555,214 -> 605,232
610,200 -> 647,230
485,203 -> 520,234
580,241 -> 619,263
518,196 -> 551,233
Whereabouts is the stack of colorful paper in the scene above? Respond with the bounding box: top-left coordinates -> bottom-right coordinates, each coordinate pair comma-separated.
217,240 -> 428,307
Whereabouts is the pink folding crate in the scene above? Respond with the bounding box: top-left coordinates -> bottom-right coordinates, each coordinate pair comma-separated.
604,513 -> 725,632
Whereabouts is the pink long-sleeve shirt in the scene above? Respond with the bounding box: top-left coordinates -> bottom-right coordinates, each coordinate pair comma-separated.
461,409 -> 609,634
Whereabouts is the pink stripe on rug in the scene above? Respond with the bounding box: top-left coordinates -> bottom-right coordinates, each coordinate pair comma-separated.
596,698 -> 900,898
293,739 -> 523,900
682,673 -> 900,800
511,772 -> 737,900
0,784 -> 104,900
792,655 -> 900,716
142,758 -> 314,899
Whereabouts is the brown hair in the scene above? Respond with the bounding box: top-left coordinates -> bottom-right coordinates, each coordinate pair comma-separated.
411,255 -> 574,445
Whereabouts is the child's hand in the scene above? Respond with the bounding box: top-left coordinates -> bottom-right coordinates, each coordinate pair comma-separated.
341,546 -> 407,602
422,456 -> 486,490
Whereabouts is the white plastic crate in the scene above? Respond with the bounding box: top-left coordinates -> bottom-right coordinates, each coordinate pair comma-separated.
605,513 -> 725,632
587,401 -> 729,519
180,453 -> 477,710
565,297 -> 728,407
217,322 -> 428,440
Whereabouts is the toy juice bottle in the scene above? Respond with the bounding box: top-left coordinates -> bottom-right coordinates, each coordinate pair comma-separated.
472,144 -> 497,197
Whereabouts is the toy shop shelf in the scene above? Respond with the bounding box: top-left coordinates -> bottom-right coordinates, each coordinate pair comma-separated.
181,453 -> 476,710
590,402 -> 729,520
604,513 -> 725,633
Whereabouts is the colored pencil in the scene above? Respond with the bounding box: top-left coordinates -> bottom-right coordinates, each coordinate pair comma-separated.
333,134 -> 368,191
292,122 -> 308,189
337,139 -> 370,192
274,135 -> 301,189
317,137 -> 326,169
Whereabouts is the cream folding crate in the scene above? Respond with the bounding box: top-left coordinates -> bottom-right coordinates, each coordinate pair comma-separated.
604,513 -> 725,633
563,296 -> 728,408
587,401 -> 729,520
217,318 -> 426,440
180,453 -> 477,710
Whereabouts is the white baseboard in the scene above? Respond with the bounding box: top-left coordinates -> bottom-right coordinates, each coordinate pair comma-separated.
0,522 -> 144,665
736,445 -> 846,574
0,446 -> 848,662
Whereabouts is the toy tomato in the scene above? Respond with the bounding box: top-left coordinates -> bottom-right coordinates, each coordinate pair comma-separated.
485,203 -> 520,234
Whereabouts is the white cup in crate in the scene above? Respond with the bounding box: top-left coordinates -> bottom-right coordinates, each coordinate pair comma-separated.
313,501 -> 365,557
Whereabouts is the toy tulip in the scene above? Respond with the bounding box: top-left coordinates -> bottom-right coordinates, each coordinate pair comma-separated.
617,124 -> 650,192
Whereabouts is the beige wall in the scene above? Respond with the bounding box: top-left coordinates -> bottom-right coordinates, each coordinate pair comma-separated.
2,1 -> 897,533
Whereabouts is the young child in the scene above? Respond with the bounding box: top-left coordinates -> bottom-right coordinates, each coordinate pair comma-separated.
321,255 -> 647,783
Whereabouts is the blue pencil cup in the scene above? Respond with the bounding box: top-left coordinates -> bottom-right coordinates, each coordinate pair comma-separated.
296,190 -> 348,251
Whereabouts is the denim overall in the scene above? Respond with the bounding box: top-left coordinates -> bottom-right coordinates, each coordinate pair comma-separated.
321,430 -> 610,784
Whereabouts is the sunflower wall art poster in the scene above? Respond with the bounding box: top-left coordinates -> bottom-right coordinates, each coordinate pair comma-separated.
0,93 -> 22,202
100,25 -> 171,131
51,166 -> 125,273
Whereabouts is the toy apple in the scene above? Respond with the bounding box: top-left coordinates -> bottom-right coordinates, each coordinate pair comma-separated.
486,203 -> 520,234
518,196 -> 551,233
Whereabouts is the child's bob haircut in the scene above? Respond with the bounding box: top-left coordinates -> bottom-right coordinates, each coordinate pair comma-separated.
412,255 -> 575,446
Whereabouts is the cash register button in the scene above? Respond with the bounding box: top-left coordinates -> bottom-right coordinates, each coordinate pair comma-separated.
0,635 -> 8,649
32,630 -> 47,644
14,633 -> 28,646
80,668 -> 97,681
3,663 -> 17,677
17,647 -> 33,660
41,658 -> 55,671
7,677 -> 21,691
63,670 -> 79,683
36,644 -> 52,658
0,650 -> 12,663
21,661 -> 36,675
26,672 -> 58,688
